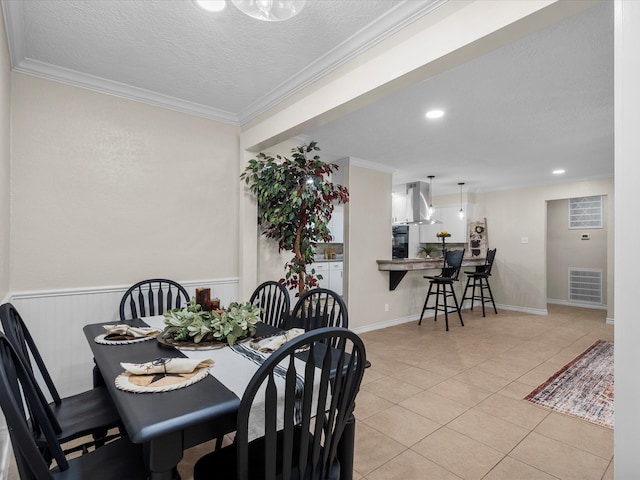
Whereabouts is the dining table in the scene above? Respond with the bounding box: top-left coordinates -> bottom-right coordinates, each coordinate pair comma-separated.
83,316 -> 356,480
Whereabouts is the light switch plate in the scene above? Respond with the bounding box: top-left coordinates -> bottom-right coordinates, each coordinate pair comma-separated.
521,236 -> 529,244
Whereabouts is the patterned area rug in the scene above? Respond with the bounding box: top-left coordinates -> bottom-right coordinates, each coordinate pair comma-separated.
524,340 -> 613,428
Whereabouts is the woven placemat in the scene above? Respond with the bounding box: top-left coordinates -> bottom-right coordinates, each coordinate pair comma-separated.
115,366 -> 211,393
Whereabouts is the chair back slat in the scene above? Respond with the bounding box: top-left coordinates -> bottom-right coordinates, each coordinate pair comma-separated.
235,327 -> 366,480
119,278 -> 189,321
249,281 -> 290,328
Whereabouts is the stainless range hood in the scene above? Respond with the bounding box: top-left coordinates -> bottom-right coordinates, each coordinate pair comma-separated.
404,181 -> 442,225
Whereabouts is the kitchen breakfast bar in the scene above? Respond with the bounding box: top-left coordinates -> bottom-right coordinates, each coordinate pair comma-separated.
377,257 -> 485,290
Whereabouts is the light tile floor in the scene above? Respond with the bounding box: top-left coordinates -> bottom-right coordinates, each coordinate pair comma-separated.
353,304 -> 614,480
7,305 -> 614,480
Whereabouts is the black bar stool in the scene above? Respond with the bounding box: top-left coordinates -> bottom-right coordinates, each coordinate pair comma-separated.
419,249 -> 465,332
462,248 -> 498,316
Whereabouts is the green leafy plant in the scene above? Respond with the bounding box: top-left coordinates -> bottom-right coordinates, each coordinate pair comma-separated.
418,244 -> 436,257
240,141 -> 349,294
163,298 -> 261,346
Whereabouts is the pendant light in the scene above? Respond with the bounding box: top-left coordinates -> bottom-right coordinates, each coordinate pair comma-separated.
231,0 -> 306,21
458,182 -> 465,220
427,175 -> 435,220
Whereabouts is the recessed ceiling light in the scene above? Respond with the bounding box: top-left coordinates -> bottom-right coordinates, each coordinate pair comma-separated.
552,169 -> 566,175
194,0 -> 226,12
425,109 -> 445,119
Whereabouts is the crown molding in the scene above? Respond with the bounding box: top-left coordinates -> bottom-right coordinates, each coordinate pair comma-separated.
348,156 -> 397,174
1,0 -> 25,66
13,58 -> 241,125
2,0 -> 445,126
237,0 -> 447,124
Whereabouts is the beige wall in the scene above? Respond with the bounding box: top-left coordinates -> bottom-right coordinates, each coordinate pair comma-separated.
337,176 -> 614,332
345,164 -> 393,329
10,74 -> 240,290
547,197 -> 608,303
475,177 -> 614,316
0,9 -> 10,301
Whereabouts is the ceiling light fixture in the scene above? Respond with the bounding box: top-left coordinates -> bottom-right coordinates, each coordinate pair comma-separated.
425,109 -> 444,119
231,0 -> 306,21
427,175 -> 435,220
194,0 -> 227,12
552,169 -> 566,175
458,182 -> 465,220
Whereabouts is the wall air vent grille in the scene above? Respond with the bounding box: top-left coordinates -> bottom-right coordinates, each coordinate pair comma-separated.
569,196 -> 603,229
568,268 -> 602,304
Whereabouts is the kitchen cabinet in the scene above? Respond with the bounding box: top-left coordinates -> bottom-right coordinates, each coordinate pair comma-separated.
308,262 -> 329,289
419,204 -> 473,244
328,262 -> 344,295
392,191 -> 411,224
327,208 -> 344,243
307,261 -> 343,295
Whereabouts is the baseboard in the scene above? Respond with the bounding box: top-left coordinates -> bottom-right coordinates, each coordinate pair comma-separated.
352,313 -> 421,334
494,303 -> 548,316
547,298 -> 608,311
352,302 -> 552,335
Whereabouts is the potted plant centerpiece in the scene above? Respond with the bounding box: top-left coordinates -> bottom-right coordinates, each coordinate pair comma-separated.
241,141 -> 349,295
162,298 -> 261,346
418,244 -> 437,258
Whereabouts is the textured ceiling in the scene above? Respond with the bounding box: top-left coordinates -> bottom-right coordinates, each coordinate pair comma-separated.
307,1 -> 614,194
4,0 -> 432,123
2,0 -> 613,194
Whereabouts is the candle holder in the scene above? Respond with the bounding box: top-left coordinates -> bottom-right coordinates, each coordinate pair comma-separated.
195,288 -> 211,311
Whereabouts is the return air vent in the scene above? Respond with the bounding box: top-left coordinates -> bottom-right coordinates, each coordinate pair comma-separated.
569,196 -> 603,229
568,268 -> 602,304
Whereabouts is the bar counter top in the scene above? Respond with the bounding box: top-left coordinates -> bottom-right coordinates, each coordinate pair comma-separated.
377,257 -> 485,290
376,257 -> 485,270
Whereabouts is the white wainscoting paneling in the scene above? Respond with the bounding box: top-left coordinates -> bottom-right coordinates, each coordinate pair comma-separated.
7,278 -> 238,399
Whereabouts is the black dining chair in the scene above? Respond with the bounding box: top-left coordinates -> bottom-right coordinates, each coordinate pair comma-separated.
193,327 -> 367,480
0,303 -> 122,460
418,249 -> 465,332
462,248 -> 498,317
288,288 -> 371,368
249,280 -> 290,328
0,332 -> 148,479
288,287 -> 347,331
119,278 -> 190,320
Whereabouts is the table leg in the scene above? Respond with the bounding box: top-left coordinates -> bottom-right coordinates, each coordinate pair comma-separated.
338,414 -> 356,480
144,431 -> 184,480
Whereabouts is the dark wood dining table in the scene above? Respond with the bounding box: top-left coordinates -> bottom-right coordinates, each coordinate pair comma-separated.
83,318 -> 356,480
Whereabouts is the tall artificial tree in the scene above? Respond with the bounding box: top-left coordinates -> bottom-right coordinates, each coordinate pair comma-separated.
241,142 -> 349,294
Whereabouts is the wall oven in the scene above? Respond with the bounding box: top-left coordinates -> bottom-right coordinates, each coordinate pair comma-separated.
392,225 -> 409,259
